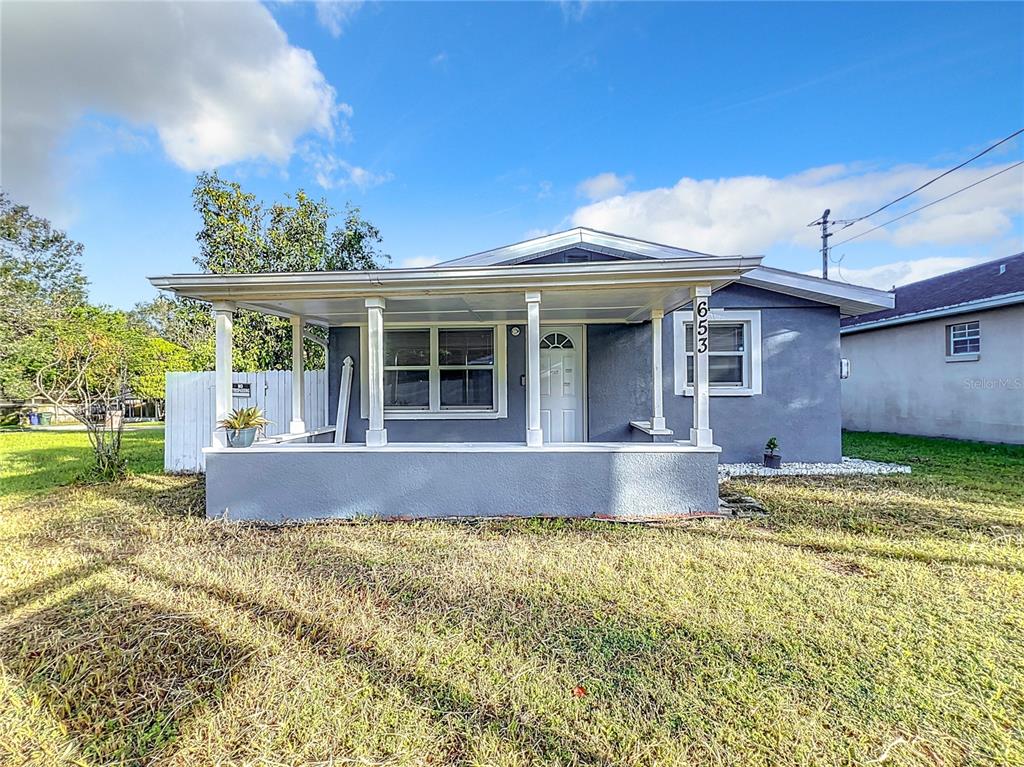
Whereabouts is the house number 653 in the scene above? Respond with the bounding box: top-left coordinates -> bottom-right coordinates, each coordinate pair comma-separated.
695,300 -> 710,354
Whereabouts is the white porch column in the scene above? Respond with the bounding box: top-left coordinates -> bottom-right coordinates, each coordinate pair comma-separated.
689,285 -> 713,447
650,307 -> 666,431
212,301 -> 235,447
289,315 -> 306,434
365,297 -> 388,447
525,290 -> 543,446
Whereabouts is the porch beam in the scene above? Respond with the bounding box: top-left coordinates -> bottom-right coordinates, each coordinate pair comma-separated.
365,297 -> 388,446
525,291 -> 543,446
650,308 -> 666,431
213,301 -> 235,447
689,286 -> 713,447
289,315 -> 306,434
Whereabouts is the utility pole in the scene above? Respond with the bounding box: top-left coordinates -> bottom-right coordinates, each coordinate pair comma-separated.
808,209 -> 833,279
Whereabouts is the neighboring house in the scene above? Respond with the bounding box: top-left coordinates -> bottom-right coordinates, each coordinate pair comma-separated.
841,252 -> 1024,444
150,228 -> 892,521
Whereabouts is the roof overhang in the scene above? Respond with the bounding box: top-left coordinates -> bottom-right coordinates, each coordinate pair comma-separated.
840,290 -> 1024,334
149,255 -> 762,326
738,266 -> 895,317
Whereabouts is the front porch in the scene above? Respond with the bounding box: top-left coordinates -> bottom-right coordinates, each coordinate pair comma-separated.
151,239 -> 762,520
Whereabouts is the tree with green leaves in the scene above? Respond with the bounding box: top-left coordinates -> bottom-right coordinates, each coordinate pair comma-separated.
0,192 -> 88,399
139,172 -> 387,371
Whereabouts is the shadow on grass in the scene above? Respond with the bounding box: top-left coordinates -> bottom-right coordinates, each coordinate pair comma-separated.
0,585 -> 252,764
134,563 -> 612,766
0,559 -> 113,616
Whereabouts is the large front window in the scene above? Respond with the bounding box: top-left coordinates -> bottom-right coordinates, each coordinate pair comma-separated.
380,327 -> 499,413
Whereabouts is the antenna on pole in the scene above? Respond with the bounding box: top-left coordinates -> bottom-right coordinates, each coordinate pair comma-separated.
808,209 -> 833,279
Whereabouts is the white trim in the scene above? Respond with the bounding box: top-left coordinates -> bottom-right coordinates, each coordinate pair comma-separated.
359,322 -> 509,420
526,292 -> 543,446
213,303 -> 234,447
437,227 -> 718,267
841,291 -> 1024,334
650,308 -> 665,430
204,440 -> 721,455
364,298 -> 387,446
289,315 -> 306,434
674,309 -> 763,397
689,286 -> 713,447
629,420 -> 674,436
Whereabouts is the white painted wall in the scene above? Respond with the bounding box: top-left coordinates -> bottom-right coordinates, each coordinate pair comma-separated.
165,370 -> 327,472
841,305 -> 1024,444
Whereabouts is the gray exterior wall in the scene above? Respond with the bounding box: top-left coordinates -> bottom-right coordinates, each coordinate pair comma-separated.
328,284 -> 844,462
841,304 -> 1024,444
205,445 -> 720,521
587,284 -> 843,462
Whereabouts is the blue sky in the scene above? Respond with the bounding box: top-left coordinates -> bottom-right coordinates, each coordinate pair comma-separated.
3,1 -> 1022,308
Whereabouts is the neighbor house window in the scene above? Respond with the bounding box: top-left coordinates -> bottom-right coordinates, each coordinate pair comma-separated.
947,321 -> 980,357
673,310 -> 762,396
365,325 -> 507,418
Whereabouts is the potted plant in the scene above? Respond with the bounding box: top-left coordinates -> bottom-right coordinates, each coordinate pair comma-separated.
218,406 -> 270,448
763,437 -> 782,469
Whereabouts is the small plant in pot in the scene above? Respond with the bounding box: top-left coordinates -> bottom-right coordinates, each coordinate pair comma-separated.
218,407 -> 270,448
763,437 -> 782,469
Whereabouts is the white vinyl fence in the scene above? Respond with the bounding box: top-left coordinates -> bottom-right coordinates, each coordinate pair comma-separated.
165,370 -> 328,473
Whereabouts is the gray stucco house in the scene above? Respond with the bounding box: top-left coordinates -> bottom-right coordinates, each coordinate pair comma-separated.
150,228 -> 892,522
842,252 -> 1023,444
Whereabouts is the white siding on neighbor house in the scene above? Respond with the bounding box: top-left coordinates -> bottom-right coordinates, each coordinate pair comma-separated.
841,305 -> 1024,444
165,370 -> 327,473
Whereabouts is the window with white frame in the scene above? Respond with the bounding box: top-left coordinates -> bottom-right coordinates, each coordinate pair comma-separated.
364,325 -> 507,418
673,310 -> 762,396
947,321 -> 980,357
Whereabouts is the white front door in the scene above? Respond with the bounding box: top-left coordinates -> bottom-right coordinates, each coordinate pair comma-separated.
539,326 -> 585,443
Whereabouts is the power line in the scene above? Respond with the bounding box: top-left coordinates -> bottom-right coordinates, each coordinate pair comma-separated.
830,160 -> 1024,248
836,127 -> 1024,229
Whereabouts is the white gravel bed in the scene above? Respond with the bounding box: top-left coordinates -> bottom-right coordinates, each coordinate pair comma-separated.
719,457 -> 911,482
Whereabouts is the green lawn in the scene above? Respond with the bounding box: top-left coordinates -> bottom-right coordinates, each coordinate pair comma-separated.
0,430 -> 1022,766
0,427 -> 164,498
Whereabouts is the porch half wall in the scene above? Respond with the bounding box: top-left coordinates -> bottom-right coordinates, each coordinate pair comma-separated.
205,444 -> 720,522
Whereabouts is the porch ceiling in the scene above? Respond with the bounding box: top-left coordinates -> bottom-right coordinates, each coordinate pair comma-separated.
150,255 -> 762,326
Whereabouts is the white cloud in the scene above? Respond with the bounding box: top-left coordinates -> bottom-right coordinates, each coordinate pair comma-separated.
1,1 -> 343,213
570,161 -> 1024,255
576,172 -> 632,202
315,1 -> 364,38
559,1 -> 591,22
394,255 -> 438,269
302,147 -> 392,191
537,180 -> 554,199
818,256 -> 986,290
431,51 -> 449,67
